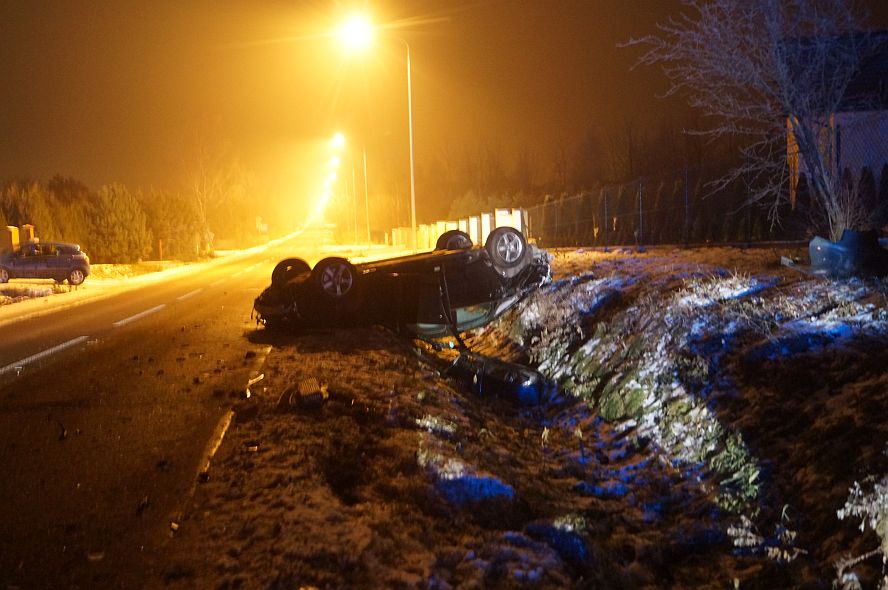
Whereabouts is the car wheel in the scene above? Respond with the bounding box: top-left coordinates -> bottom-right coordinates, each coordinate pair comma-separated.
67,269 -> 86,286
311,257 -> 358,300
271,258 -> 310,286
0,268 -> 8,283
485,227 -> 528,271
435,230 -> 473,251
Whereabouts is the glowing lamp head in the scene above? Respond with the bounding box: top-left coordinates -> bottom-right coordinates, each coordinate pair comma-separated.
338,15 -> 373,53
331,132 -> 346,149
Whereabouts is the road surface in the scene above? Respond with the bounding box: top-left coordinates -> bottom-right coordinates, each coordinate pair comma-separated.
0,230 -> 395,588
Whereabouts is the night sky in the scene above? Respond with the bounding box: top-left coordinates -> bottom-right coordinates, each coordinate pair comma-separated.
2,1 -> 887,221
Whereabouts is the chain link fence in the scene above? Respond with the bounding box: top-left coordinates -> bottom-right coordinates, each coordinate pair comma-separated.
525,161 -> 888,248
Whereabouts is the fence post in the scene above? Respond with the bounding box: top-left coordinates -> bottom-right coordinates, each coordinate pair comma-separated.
747,207 -> 752,244
603,189 -> 609,252
683,168 -> 690,246
638,181 -> 644,249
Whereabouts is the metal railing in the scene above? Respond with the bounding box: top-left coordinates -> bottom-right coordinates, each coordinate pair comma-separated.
526,168 -> 811,248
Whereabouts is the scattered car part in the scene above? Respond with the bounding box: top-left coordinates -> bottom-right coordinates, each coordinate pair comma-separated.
445,351 -> 557,407
278,377 -> 330,409
296,377 -> 329,407
782,230 -> 888,277
809,229 -> 888,277
245,373 -> 264,399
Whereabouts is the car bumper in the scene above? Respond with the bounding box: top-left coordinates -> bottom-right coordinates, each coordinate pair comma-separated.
253,287 -> 301,325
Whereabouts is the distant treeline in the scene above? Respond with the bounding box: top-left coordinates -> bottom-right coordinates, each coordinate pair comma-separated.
0,176 -> 263,263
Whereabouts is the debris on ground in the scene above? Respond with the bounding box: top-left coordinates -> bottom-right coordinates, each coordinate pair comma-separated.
156,245 -> 888,590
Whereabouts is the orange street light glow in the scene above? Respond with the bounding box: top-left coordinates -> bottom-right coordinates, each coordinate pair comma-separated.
331,132 -> 346,149
337,15 -> 373,53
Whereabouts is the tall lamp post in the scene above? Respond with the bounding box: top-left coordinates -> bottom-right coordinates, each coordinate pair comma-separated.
403,39 -> 417,252
337,15 -> 418,251
331,131 -> 369,243
363,148 -> 370,241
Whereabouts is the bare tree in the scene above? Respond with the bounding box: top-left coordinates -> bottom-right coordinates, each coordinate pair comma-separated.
185,136 -> 257,249
626,0 -> 880,240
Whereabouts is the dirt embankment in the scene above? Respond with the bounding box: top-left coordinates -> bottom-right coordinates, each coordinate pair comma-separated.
157,246 -> 888,590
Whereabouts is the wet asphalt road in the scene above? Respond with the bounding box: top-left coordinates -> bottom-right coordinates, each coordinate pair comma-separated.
0,232 -> 334,588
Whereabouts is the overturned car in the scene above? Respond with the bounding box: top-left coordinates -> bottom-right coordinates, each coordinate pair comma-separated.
253,227 -> 551,337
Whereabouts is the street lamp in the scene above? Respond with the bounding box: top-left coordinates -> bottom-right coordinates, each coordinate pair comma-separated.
329,131 -> 367,244
336,14 -> 418,251
362,147 -> 370,241
403,38 -> 417,252
337,15 -> 373,53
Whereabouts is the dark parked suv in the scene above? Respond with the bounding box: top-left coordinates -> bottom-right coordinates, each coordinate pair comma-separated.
0,242 -> 91,285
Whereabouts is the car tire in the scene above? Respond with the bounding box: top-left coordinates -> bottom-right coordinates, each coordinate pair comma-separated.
435,230 -> 473,251
311,257 -> 359,301
0,268 -> 8,283
485,227 -> 528,274
271,258 -> 310,286
67,269 -> 86,286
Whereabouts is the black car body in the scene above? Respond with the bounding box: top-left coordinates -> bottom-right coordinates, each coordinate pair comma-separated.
0,242 -> 90,285
253,228 -> 550,337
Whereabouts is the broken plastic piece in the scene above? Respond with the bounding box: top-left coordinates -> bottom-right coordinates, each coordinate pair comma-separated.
809,230 -> 888,277
245,373 -> 265,399
447,352 -> 556,406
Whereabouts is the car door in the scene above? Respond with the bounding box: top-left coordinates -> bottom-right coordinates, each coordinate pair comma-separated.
15,244 -> 47,278
35,244 -> 55,278
2,250 -> 25,277
44,244 -> 69,280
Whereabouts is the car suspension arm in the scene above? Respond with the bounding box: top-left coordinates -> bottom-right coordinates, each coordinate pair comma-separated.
437,266 -> 469,351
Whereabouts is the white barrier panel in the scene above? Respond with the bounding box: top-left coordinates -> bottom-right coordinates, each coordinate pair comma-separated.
494,208 -> 512,229
512,209 -> 526,234
468,216 -> 481,245
420,224 -> 433,250
480,213 -> 493,245
387,208 -> 528,251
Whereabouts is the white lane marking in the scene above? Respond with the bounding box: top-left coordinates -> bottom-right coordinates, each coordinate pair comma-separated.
209,278 -> 225,287
113,304 -> 166,328
177,288 -> 203,301
0,335 -> 90,376
244,263 -> 258,273
232,269 -> 245,277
